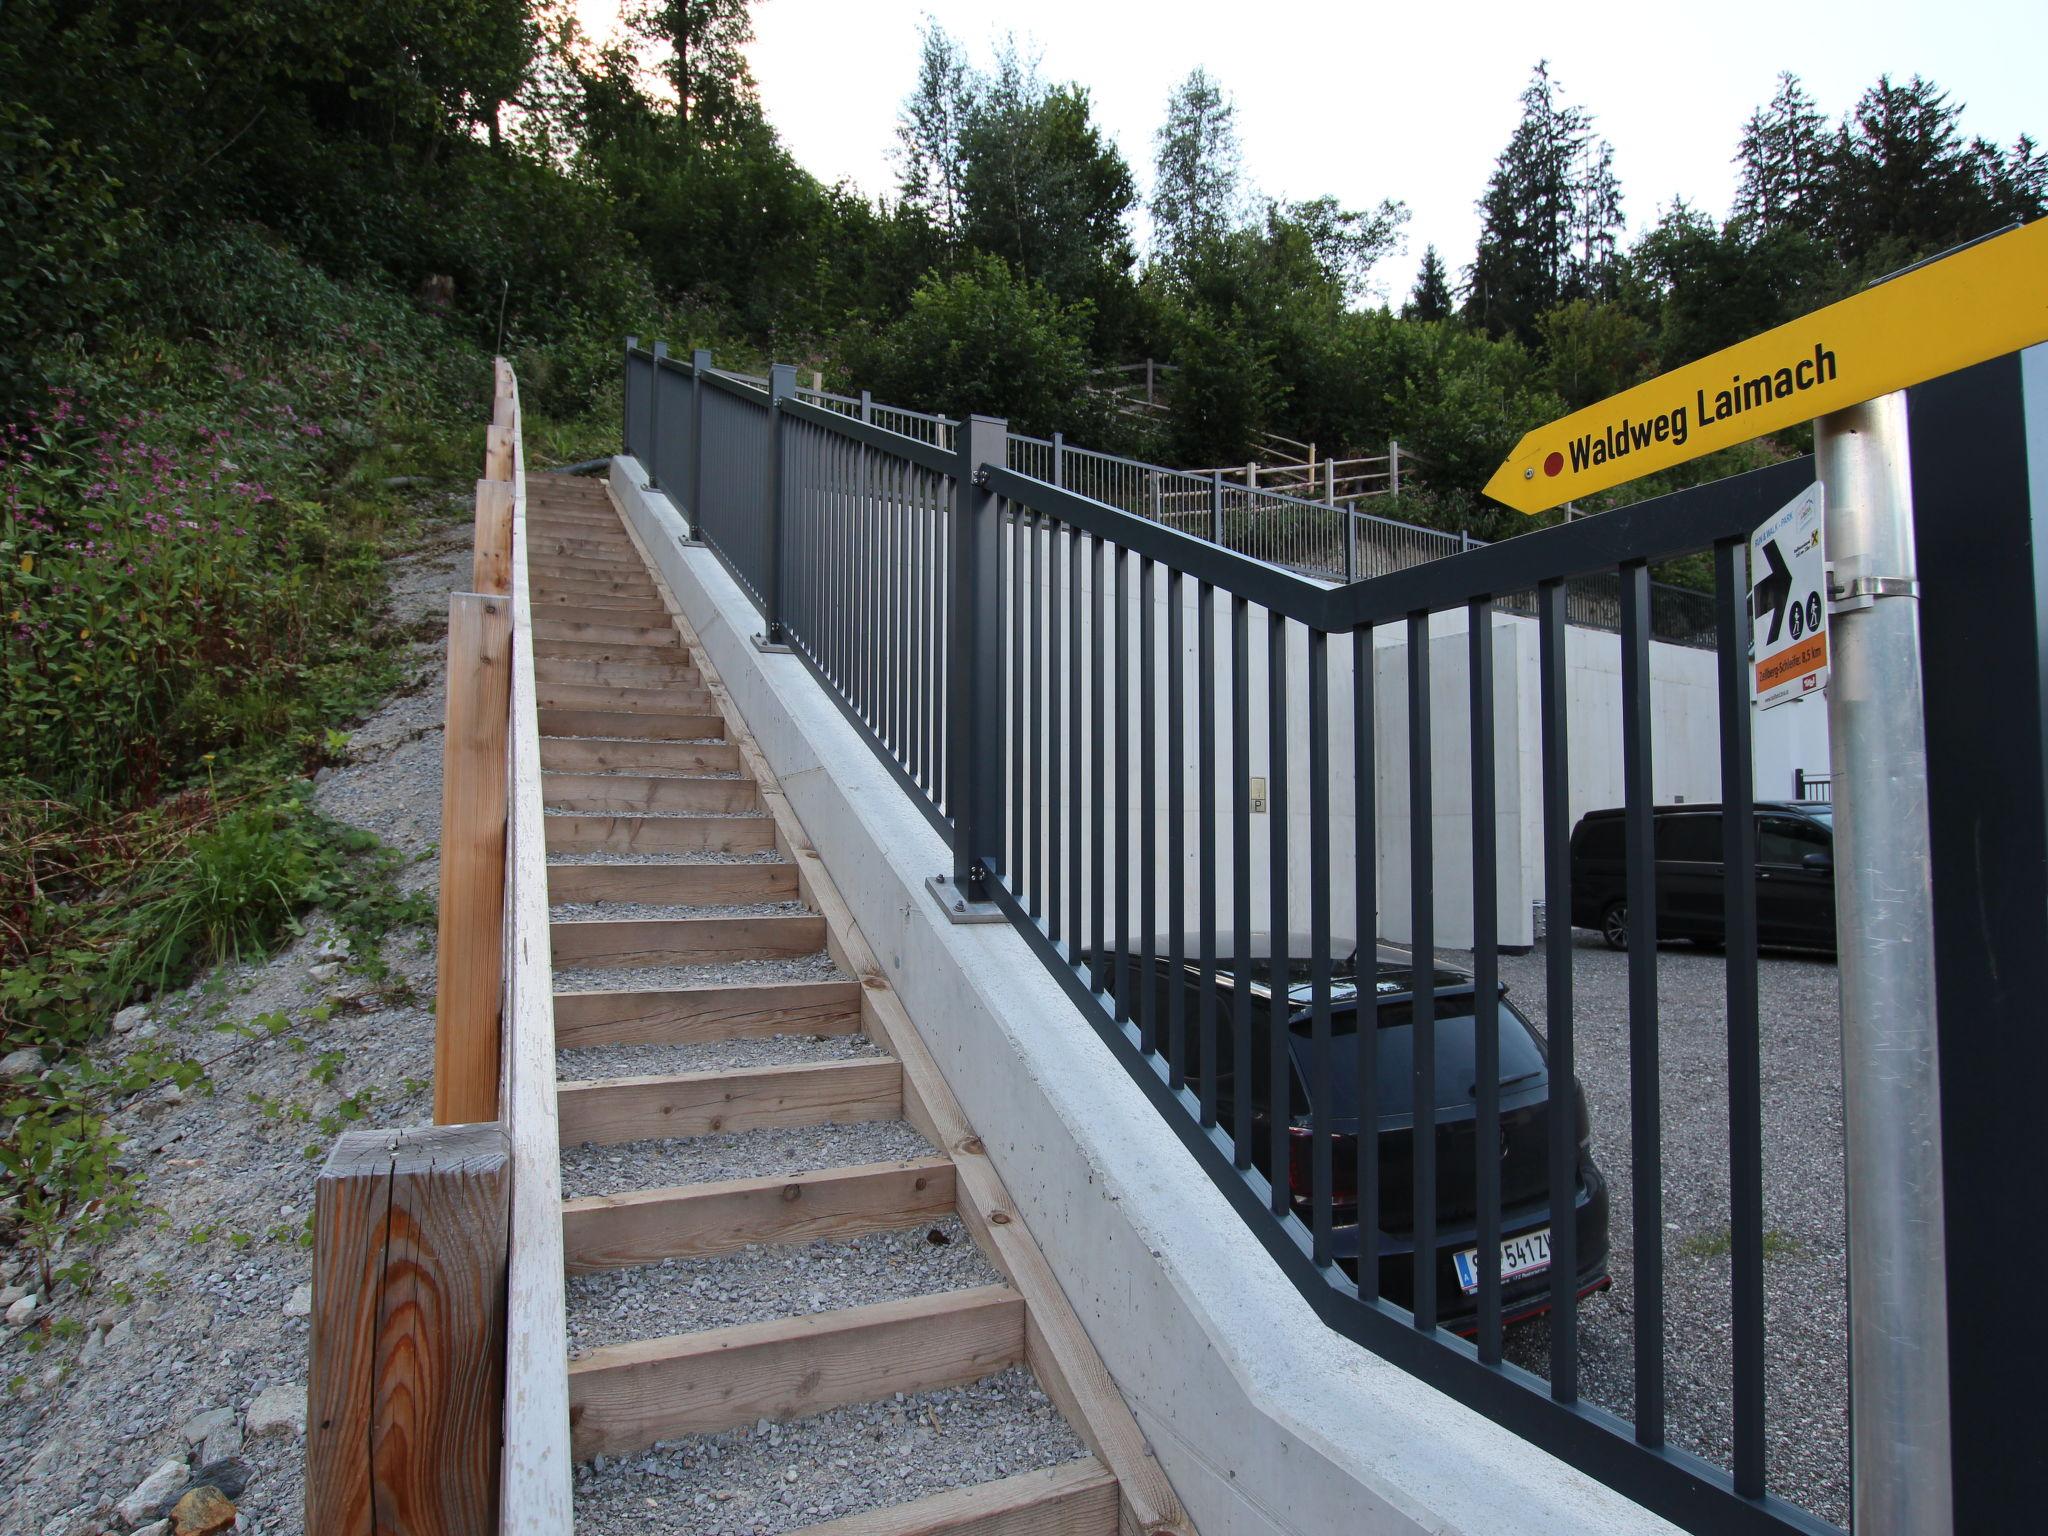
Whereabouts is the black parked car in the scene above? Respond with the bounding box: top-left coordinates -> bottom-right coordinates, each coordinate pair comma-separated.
1569,802 -> 1836,952
1105,936 -> 1611,1334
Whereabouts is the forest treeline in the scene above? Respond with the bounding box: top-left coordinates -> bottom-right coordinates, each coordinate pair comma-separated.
4,0 -> 2042,533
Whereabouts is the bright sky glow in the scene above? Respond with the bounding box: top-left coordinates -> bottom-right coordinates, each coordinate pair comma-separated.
579,0 -> 2046,302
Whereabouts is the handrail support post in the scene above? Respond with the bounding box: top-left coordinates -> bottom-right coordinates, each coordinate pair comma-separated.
931,414 -> 1009,922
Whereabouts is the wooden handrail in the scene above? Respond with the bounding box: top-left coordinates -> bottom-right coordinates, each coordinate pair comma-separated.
308,360 -> 572,1536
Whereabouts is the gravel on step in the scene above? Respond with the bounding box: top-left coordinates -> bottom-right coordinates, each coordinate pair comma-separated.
550,849 -> 787,866
559,1031 -> 883,1083
560,1122 -> 936,1200
551,901 -> 811,923
546,808 -> 767,821
554,954 -> 842,993
566,1216 -> 995,1354
570,1367 -> 1085,1536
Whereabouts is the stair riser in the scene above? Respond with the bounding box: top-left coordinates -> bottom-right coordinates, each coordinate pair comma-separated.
544,815 -> 774,854
550,915 -> 825,969
533,709 -> 721,740
538,737 -> 739,774
543,774 -> 756,815
565,1285 -> 1023,1458
555,1059 -> 903,1146
561,1159 -> 954,1273
536,685 -> 716,715
551,982 -> 861,1048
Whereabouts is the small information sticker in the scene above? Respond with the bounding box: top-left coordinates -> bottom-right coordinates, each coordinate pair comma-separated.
1750,484 -> 1828,711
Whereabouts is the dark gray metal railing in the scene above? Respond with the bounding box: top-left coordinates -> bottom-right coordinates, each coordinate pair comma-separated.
620,337 -> 1841,1534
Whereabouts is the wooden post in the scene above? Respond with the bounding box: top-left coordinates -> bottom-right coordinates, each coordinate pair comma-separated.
1389,438 -> 1402,497
484,425 -> 514,482
435,593 -> 512,1125
492,361 -> 516,432
471,480 -> 513,597
307,1124 -> 511,1536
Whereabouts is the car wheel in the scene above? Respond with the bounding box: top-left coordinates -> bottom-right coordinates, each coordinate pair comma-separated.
1601,901 -> 1629,951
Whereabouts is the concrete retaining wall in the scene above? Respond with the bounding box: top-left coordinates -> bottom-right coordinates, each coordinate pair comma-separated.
609,456 -> 1680,1536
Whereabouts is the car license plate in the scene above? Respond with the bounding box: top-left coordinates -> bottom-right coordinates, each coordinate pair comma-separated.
1453,1228 -> 1552,1295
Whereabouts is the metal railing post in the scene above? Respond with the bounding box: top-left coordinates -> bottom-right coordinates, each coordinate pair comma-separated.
1052,430 -> 1065,488
646,341 -> 667,490
1389,438 -> 1402,497
859,389 -> 873,424
1344,508 -> 1357,582
761,362 -> 796,648
689,348 -> 712,532
1211,468 -> 1224,544
622,336 -> 638,460
1818,392 -> 1951,1536
938,414 -> 1008,912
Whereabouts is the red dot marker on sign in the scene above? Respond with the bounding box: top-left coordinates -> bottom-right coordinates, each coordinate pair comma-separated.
1543,451 -> 1564,477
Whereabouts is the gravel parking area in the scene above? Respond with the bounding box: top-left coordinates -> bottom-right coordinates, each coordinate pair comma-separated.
1447,930 -> 1848,1528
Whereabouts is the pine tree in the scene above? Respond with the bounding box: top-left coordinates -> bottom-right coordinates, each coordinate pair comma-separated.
1405,244 -> 1452,320
1734,73 -> 1827,232
895,19 -> 976,244
1150,67 -> 1241,274
1465,63 -> 1620,339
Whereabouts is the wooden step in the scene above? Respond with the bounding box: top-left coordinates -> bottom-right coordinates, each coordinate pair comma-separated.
544,814 -> 776,855
530,606 -> 673,628
531,590 -> 672,612
533,657 -> 702,688
547,859 -> 793,906
533,708 -> 721,741
530,621 -> 679,646
531,639 -> 686,664
786,1460 -> 1119,1536
528,569 -> 656,590
565,1284 -> 1024,1458
561,1157 -> 955,1273
552,979 -> 863,1049
542,771 -> 757,815
535,683 -> 717,716
539,736 -> 740,775
550,914 -> 824,969
532,559 -> 650,578
556,1058 -> 904,1146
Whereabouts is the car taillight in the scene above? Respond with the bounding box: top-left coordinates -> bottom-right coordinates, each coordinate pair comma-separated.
1287,1125 -> 1359,1207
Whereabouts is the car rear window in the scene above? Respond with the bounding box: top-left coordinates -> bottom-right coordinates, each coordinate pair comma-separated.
1291,993 -> 1548,1120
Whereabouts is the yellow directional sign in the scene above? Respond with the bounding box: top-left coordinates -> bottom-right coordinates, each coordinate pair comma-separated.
1484,219 -> 2048,514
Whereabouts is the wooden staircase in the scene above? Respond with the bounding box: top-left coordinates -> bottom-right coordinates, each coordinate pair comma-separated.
524,475 -> 1189,1536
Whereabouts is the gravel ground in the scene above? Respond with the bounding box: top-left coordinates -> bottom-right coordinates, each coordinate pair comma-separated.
550,901 -> 810,923
560,1123 -> 937,1201
570,1367 -> 1085,1536
1448,930 -> 1849,1529
558,1032 -> 883,1083
553,955 -> 842,993
566,1218 -> 996,1353
0,512 -> 468,1536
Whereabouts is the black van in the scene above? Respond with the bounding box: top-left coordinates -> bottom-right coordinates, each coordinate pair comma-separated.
1568,803 -> 1836,952
1103,937 -> 1612,1334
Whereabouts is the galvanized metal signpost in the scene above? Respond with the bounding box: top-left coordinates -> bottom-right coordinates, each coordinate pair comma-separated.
1485,221 -> 2048,1536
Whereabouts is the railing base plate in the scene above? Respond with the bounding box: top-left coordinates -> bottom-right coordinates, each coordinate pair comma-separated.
751,633 -> 794,654
925,874 -> 1005,924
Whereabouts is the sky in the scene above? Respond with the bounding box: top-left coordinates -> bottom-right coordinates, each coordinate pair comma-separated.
578,0 -> 2046,303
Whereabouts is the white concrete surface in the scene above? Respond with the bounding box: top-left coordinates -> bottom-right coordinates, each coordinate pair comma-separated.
612,455 -> 1682,1536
